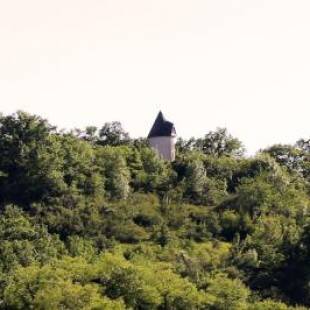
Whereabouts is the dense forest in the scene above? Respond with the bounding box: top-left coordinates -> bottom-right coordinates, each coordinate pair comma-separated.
0,111 -> 309,309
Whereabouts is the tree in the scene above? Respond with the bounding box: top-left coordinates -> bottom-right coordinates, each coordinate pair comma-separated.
0,110 -> 308,309
134,147 -> 170,193
184,158 -> 208,202
3,257 -> 125,310
205,273 -> 250,310
296,138 -> 310,182
248,300 -> 290,310
175,137 -> 196,154
81,126 -> 99,144
98,122 -> 130,146
0,111 -> 65,206
195,128 -> 244,157
60,134 -> 104,196
100,254 -> 208,309
279,222 -> 310,306
263,144 -> 304,173
0,206 -> 65,273
263,141 -> 310,182
96,147 -> 130,199
296,138 -> 310,153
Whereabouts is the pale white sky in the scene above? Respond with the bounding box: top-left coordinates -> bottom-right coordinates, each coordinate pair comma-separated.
0,0 -> 309,154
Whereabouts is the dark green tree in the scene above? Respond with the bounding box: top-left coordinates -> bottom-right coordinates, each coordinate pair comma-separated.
195,127 -> 244,157
0,111 -> 65,206
98,122 -> 130,146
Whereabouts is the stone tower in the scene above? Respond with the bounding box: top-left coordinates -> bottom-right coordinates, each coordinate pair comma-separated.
148,111 -> 176,161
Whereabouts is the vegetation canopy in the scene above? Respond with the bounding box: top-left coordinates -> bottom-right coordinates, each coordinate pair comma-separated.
0,111 -> 308,309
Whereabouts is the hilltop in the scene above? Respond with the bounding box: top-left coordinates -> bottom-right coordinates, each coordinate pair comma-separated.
0,111 -> 309,309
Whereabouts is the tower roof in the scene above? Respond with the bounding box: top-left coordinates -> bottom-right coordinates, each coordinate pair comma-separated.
148,111 -> 176,138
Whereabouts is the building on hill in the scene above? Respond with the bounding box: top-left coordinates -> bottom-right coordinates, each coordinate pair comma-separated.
148,111 -> 176,161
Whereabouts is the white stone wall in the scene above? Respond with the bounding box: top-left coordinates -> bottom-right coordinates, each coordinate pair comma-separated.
149,136 -> 176,161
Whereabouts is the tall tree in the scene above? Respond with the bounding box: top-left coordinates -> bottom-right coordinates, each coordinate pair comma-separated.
98,122 -> 130,146
195,128 -> 244,157
0,111 -> 65,206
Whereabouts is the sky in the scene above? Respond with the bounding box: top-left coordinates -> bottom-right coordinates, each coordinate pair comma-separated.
0,0 -> 309,154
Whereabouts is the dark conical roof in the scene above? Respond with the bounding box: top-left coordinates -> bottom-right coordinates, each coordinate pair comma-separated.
148,111 -> 176,138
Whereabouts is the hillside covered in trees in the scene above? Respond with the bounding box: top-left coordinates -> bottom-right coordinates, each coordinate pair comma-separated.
0,111 -> 309,309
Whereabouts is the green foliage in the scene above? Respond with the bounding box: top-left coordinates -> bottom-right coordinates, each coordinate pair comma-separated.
205,273 -> 250,309
67,235 -> 97,259
98,121 -> 130,146
97,253 -> 208,309
135,146 -> 170,192
61,134 -> 104,196
3,258 -> 125,310
0,111 -> 65,206
96,147 -> 130,199
248,300 -> 291,310
263,144 -> 306,176
195,127 -> 244,157
0,206 -> 65,273
0,111 -> 308,309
